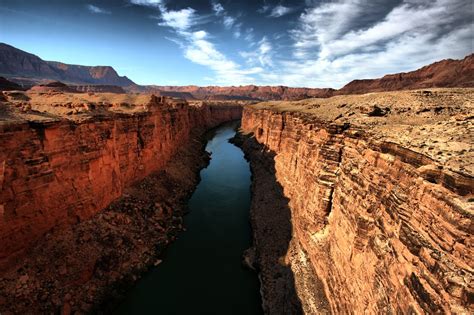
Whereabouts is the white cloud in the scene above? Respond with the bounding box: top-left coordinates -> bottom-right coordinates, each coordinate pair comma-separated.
257,5 -> 270,14
184,37 -> 262,84
258,37 -> 273,67
129,0 -> 472,87
129,0 -> 162,6
212,3 -> 240,34
212,2 -> 224,15
86,4 -> 110,14
159,8 -> 196,31
193,30 -> 207,40
223,15 -> 235,29
239,36 -> 273,68
269,5 -> 292,17
132,0 -> 258,85
275,0 -> 473,87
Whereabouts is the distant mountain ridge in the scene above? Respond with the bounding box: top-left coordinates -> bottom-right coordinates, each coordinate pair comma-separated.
128,85 -> 335,101
337,54 -> 474,95
1,42 -> 472,100
128,54 -> 474,100
0,43 -> 134,87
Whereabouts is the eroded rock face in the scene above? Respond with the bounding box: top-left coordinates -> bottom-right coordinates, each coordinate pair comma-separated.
0,96 -> 241,267
240,92 -> 473,314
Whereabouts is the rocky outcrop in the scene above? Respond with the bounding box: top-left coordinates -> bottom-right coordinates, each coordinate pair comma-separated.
28,81 -> 78,93
0,96 -> 241,268
239,93 -> 473,314
69,84 -> 126,94
0,77 -> 23,91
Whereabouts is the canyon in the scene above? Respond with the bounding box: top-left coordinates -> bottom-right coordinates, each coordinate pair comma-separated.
237,89 -> 473,314
0,48 -> 473,314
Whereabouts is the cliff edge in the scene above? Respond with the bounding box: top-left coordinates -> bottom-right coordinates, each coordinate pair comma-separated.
239,88 -> 473,314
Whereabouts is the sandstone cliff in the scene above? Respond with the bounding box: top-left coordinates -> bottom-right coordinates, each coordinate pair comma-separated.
0,92 -> 242,268
239,89 -> 473,314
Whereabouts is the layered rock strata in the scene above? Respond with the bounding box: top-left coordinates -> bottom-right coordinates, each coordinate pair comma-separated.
0,94 -> 241,267
0,127 -> 212,314
239,89 -> 473,314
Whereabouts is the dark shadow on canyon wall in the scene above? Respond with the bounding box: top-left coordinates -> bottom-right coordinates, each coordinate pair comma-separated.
231,132 -> 304,315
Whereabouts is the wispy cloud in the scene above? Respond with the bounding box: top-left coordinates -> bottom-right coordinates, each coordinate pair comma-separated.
86,4 -> 110,15
276,0 -> 473,87
127,0 -> 472,87
223,15 -> 235,29
159,8 -> 196,31
244,28 -> 254,42
131,0 -> 258,85
184,30 -> 262,84
212,2 -> 224,15
211,2 -> 241,36
240,37 -> 273,67
269,5 -> 293,17
129,0 -> 162,6
259,4 -> 293,17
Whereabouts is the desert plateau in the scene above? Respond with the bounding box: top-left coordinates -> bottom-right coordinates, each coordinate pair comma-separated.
0,0 -> 473,314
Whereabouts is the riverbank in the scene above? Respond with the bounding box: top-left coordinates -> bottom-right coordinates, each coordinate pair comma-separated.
0,127 -> 213,314
231,132 -> 330,315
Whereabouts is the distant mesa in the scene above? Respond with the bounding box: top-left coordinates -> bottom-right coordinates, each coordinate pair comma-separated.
25,81 -> 126,94
28,81 -> 77,93
0,42 -> 473,100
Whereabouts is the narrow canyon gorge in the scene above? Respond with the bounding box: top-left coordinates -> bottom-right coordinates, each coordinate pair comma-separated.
1,0 -> 473,311
0,79 -> 473,314
0,86 -> 473,314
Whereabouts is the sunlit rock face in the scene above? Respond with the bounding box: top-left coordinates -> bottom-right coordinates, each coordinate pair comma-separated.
0,95 -> 241,265
240,92 -> 473,314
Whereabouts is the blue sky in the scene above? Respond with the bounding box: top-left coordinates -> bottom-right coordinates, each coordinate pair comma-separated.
0,0 -> 472,87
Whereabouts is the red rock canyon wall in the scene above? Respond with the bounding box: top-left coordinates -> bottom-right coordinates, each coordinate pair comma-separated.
241,108 -> 472,314
0,101 -> 241,265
